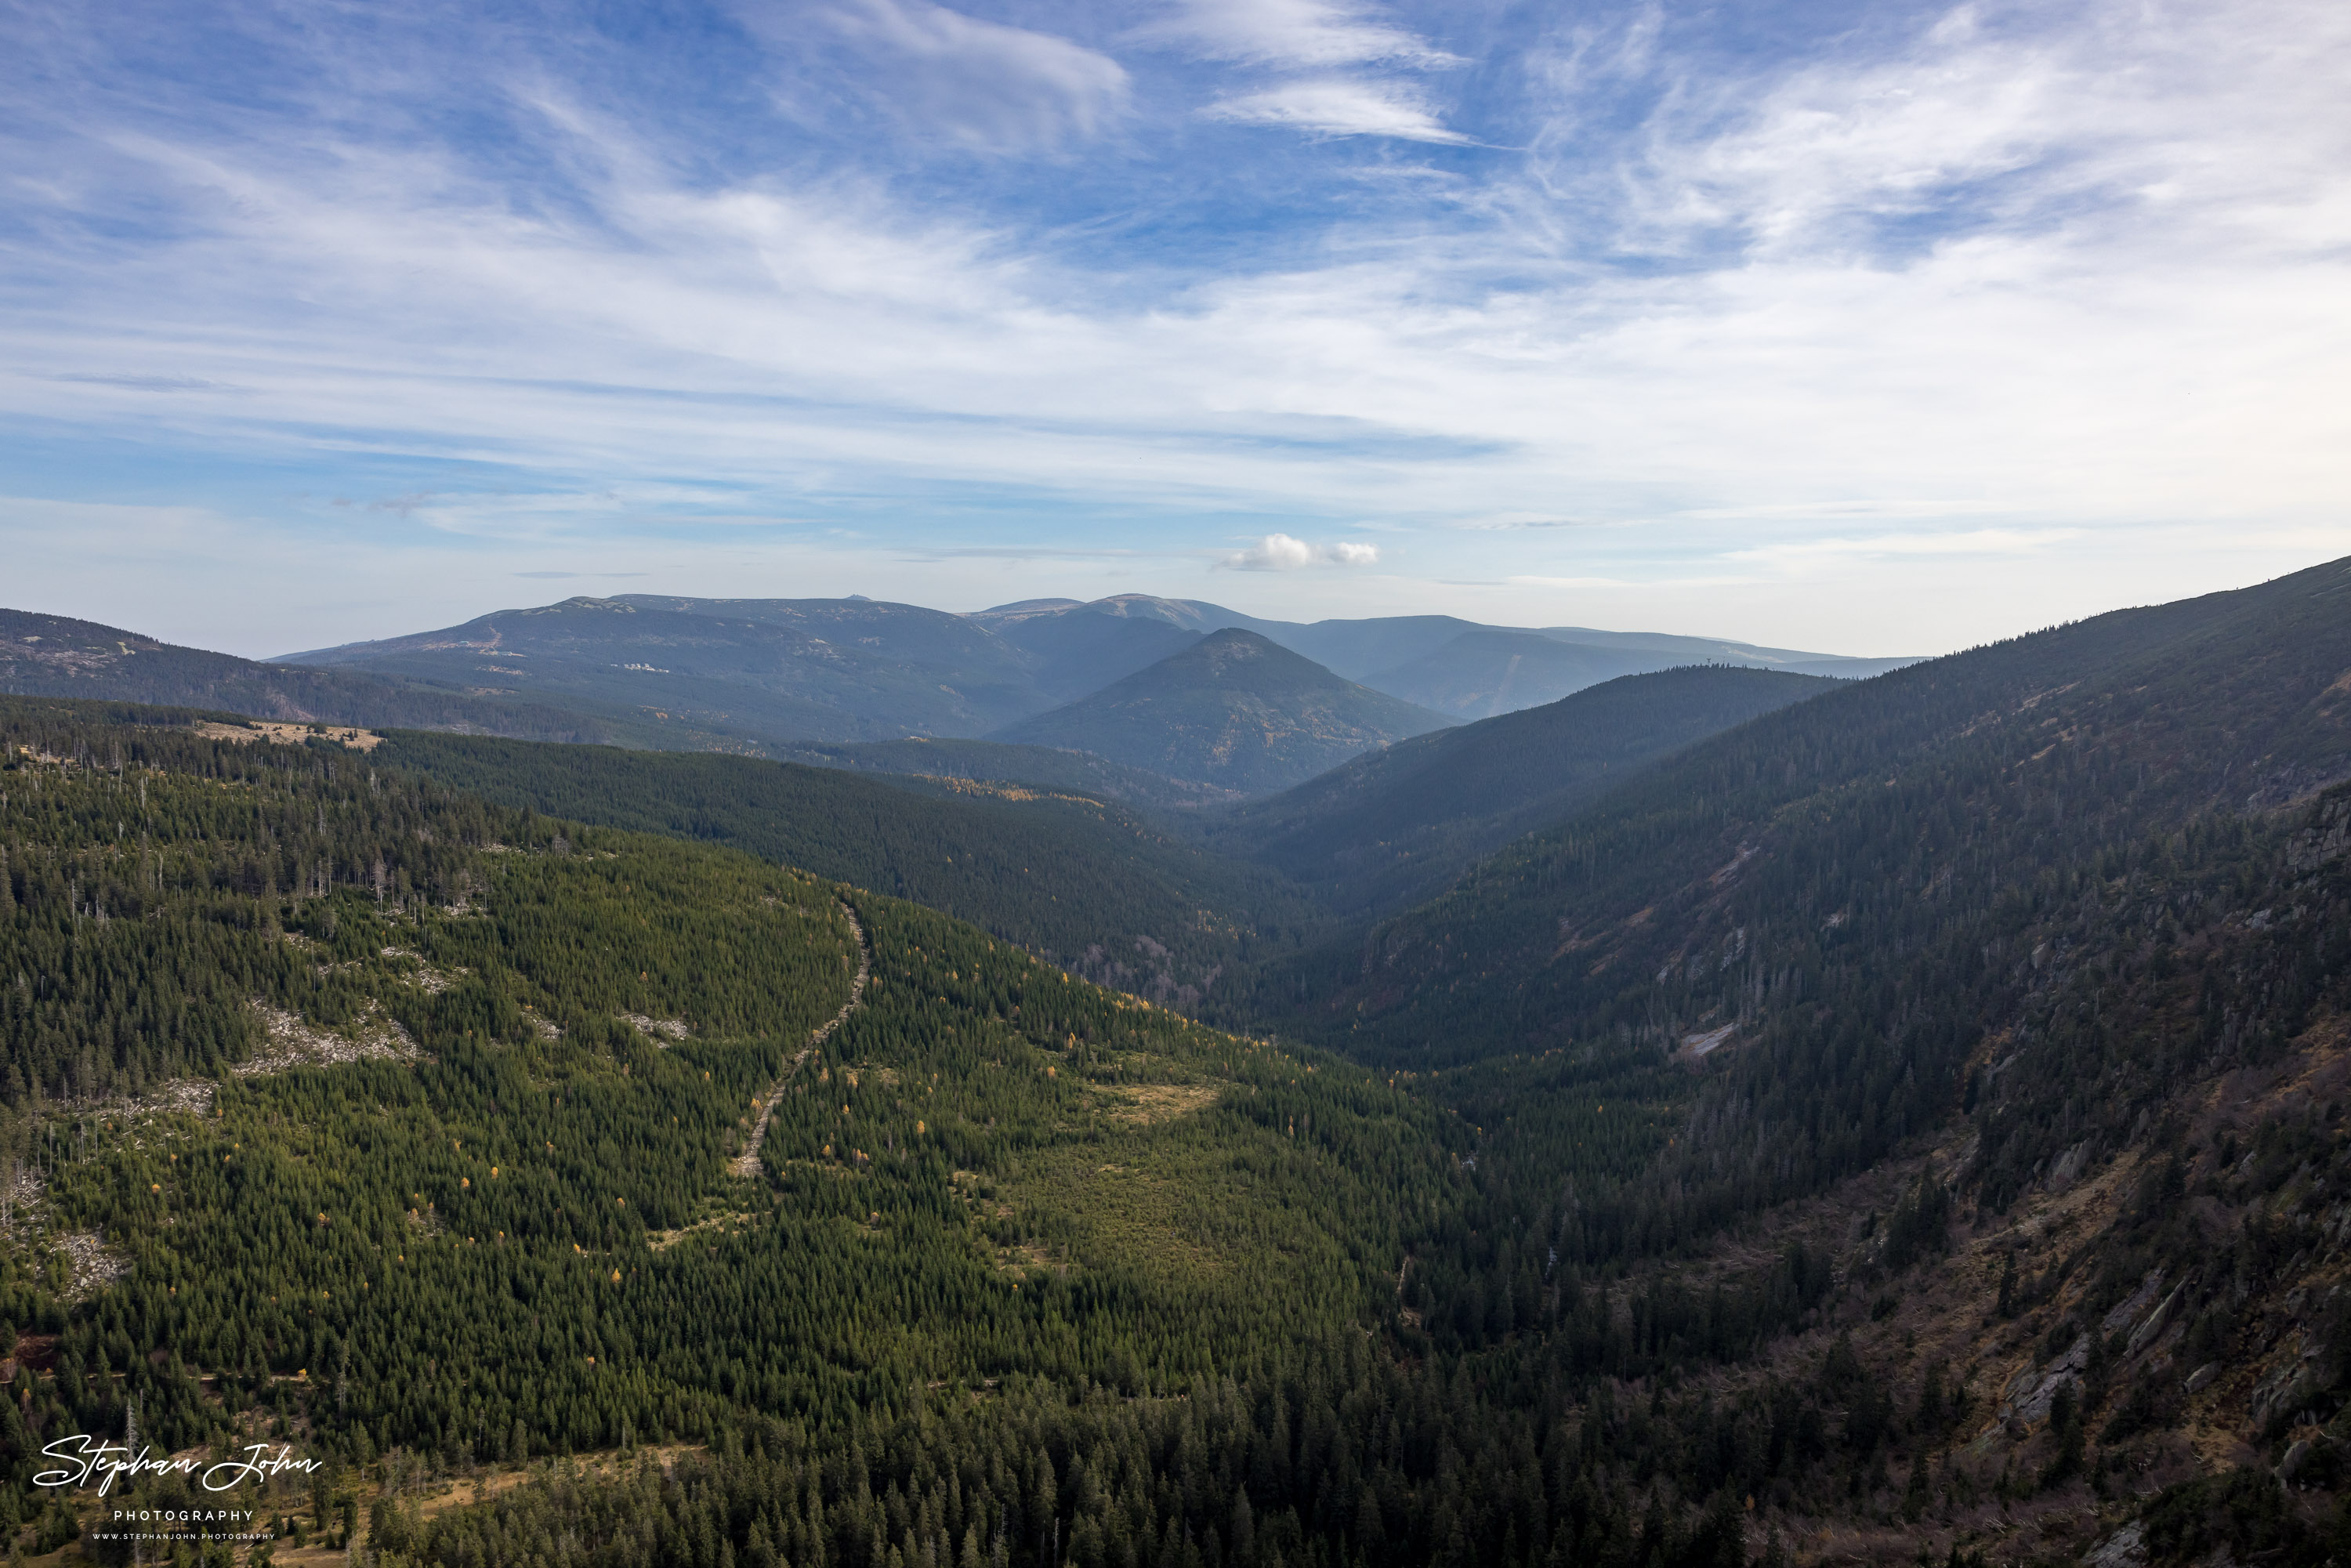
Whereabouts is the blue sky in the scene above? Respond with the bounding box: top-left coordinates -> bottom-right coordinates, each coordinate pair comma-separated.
2,0 -> 2346,657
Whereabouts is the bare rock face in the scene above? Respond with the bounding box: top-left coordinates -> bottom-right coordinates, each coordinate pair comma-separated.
2185,1362 -> 2220,1393
2289,792 -> 2351,873
2006,1334 -> 2092,1425
2082,1520 -> 2146,1568
2126,1278 -> 2190,1356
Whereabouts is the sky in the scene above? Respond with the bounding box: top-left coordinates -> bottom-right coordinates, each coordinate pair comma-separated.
2,0 -> 2347,659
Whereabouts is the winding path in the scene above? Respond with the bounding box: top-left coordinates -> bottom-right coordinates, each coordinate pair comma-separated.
732,900 -> 870,1179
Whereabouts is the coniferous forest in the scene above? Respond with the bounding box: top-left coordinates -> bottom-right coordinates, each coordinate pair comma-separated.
1,558 -> 2349,1566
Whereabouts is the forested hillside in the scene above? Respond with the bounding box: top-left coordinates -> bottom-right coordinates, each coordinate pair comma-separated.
370,732 -> 1313,1012
6,559 -> 2351,1567
772,737 -> 1243,811
0,697 -> 1531,1566
1257,559 -> 2350,1237
1201,666 -> 1831,918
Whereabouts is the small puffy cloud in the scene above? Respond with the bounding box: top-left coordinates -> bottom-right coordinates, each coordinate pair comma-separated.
1218,533 -> 1380,570
1203,79 -> 1468,143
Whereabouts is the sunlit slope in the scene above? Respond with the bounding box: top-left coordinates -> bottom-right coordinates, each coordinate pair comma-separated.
373,728 -> 1317,1008
0,698 -> 1455,1468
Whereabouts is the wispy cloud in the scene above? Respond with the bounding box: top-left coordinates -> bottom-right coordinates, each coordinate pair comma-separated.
1147,0 -> 1468,143
1217,534 -> 1381,570
0,0 -> 2346,656
1142,0 -> 1462,69
1202,81 -> 1471,143
52,372 -> 241,393
757,0 -> 1128,150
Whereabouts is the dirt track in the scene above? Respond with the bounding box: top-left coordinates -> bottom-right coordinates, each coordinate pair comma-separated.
731,900 -> 869,1179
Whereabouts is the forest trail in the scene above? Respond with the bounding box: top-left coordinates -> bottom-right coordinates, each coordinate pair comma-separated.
732,900 -> 869,1179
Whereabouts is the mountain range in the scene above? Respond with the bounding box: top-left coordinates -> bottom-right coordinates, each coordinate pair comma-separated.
7,592 -> 1908,801
6,562 -> 2348,1565
275,588 -> 1911,748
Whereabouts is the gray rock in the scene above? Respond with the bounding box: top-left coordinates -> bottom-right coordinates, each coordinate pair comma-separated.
2288,796 -> 2351,874
2016,1369 -> 2081,1427
2104,1270 -> 2166,1334
2082,1520 -> 2146,1568
2049,1137 -> 2096,1190
2282,1439 -> 2315,1480
2128,1280 -> 2190,1356
2185,1362 -> 2220,1393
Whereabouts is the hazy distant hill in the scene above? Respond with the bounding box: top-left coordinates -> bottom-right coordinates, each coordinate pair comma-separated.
284,594 -> 1047,741
0,607 -> 652,743
1357,627 -> 1658,718
266,589 -> 1907,744
972,606 -> 1203,701
1205,664 -> 1833,914
973,593 -> 1917,715
991,628 -> 1454,793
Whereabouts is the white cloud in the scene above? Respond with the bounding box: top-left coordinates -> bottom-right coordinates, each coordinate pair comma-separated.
1142,0 -> 1460,69
2,0 -> 2349,654
1217,534 -> 1381,570
1578,0 -> 2351,266
1202,80 -> 1470,143
770,0 -> 1129,150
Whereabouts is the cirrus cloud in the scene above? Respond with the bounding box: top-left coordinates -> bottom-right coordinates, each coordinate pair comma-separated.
1201,79 -> 1470,143
1142,0 -> 1462,69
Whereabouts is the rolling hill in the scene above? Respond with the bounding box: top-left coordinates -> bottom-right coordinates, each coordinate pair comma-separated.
0,607 -> 666,744
990,628 -> 1455,793
282,594 -> 1047,742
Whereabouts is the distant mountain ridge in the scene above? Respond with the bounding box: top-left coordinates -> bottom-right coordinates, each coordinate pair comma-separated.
1201,664 -> 1835,915
5,591 -> 1909,786
0,607 -> 658,744
991,628 -> 1455,793
282,594 -> 1044,742
968,592 -> 1917,716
